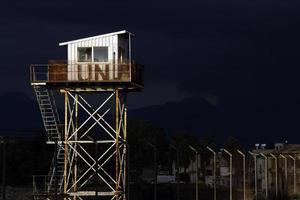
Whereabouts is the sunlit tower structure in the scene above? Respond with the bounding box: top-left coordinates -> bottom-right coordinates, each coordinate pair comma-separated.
30,30 -> 144,200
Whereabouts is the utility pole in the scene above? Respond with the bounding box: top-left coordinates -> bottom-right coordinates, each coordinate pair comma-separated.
288,155 -> 296,195
270,153 -> 278,197
221,149 -> 232,200
260,153 -> 268,200
207,146 -> 216,200
248,151 -> 258,200
279,154 -> 288,194
237,150 -> 245,200
189,145 -> 199,200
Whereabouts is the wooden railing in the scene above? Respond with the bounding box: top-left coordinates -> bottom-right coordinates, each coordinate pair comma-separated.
30,60 -> 144,87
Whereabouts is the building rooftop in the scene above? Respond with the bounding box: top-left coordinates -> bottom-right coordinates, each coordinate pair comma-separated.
59,30 -> 134,46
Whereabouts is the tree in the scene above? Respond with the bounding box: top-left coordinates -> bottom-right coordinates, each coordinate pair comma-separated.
170,130 -> 200,171
224,137 -> 243,153
127,119 -> 168,178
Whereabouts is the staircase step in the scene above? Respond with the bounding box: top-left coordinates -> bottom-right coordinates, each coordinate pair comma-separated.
45,120 -> 56,123
41,103 -> 52,107
42,111 -> 55,113
44,120 -> 56,123
46,130 -> 59,133
47,130 -> 59,133
37,94 -> 50,96
42,115 -> 56,118
43,115 -> 55,119
42,110 -> 55,112
37,95 -> 49,98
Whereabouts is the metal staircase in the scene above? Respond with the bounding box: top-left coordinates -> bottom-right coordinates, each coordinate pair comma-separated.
34,86 -> 64,194
47,144 -> 65,193
34,86 -> 60,141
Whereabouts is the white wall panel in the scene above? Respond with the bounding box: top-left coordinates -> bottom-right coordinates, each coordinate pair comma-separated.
65,33 -> 130,81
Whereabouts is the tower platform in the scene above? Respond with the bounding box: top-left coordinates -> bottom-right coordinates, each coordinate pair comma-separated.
30,61 -> 144,91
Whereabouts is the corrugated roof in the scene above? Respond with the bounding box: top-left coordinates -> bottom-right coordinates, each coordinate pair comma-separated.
59,30 -> 133,46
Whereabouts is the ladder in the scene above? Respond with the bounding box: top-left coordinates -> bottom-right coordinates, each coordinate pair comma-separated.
34,86 -> 61,141
34,86 -> 64,193
47,144 -> 65,193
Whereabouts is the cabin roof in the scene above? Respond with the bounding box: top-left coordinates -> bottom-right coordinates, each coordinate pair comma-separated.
59,30 -> 134,46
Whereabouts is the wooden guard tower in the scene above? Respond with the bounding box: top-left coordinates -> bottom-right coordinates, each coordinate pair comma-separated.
30,30 -> 143,200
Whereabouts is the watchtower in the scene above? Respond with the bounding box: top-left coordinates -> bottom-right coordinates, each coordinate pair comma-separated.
30,30 -> 143,200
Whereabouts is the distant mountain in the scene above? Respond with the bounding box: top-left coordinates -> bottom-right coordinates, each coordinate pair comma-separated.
129,97 -> 226,141
129,97 -> 300,146
130,97 -> 222,133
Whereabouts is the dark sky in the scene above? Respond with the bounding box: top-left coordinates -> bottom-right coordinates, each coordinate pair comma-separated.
1,0 -> 300,142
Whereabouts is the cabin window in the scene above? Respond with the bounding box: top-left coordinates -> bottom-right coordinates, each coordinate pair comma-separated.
94,47 -> 108,62
78,47 -> 92,62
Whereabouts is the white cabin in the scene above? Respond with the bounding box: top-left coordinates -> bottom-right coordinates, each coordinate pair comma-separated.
59,30 -> 133,81
30,30 -> 143,89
